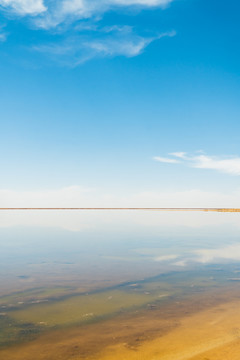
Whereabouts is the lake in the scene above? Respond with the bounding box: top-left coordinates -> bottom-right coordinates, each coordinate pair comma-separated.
1,210 -> 240,359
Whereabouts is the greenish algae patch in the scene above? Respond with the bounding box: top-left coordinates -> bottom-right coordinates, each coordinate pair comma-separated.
0,313 -> 43,347
9,288 -> 168,327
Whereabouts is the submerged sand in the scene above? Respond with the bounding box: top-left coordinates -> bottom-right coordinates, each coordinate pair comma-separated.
1,287 -> 240,360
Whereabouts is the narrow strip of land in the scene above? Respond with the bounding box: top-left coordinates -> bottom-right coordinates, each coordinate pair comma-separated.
0,208 -> 240,211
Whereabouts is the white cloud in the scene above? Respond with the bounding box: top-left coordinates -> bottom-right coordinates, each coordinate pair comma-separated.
36,0 -> 173,29
153,156 -> 180,164
154,152 -> 240,176
0,0 -> 46,15
109,0 -> 172,6
0,0 -> 173,26
193,155 -> 240,175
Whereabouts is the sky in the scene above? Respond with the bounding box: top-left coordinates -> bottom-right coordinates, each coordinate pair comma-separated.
1,0 -> 240,211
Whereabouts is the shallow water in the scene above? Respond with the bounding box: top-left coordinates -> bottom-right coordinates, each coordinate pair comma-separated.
1,211 -> 240,359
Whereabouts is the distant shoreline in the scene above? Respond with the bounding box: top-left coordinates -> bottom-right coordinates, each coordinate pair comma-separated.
0,208 -> 240,212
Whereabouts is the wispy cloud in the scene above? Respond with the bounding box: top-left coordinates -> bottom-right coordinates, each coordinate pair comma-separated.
153,156 -> 180,164
0,0 -> 173,25
0,0 -> 175,64
34,27 -> 175,65
0,33 -> 6,41
154,152 -> 240,176
0,0 -> 46,16
169,152 -> 187,159
36,0 -> 173,29
0,23 -> 8,41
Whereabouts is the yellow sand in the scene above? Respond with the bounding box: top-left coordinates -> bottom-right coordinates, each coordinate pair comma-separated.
98,300 -> 240,360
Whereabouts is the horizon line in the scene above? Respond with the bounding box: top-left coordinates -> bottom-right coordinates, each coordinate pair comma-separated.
0,208 -> 240,212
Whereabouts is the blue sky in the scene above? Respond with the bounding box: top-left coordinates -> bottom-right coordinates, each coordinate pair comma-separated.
1,0 -> 240,208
